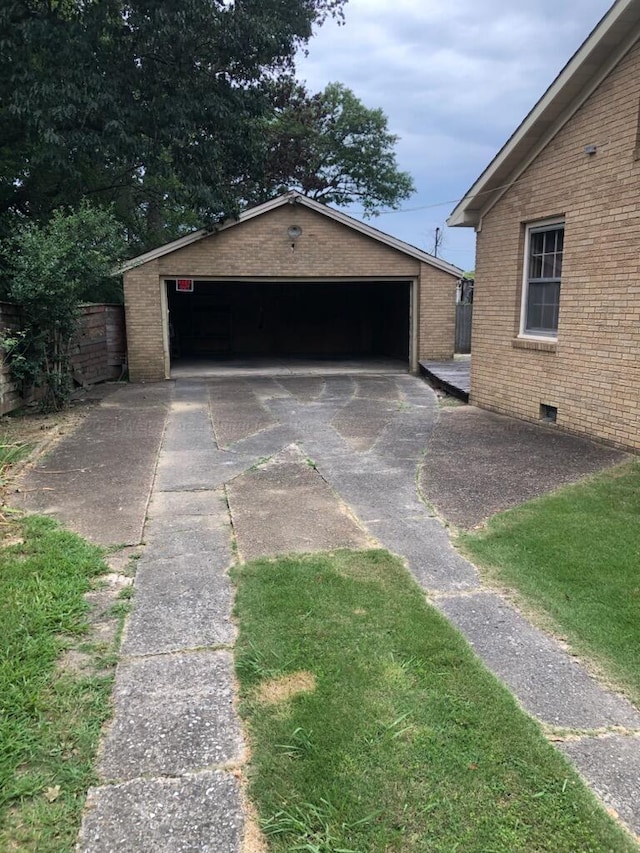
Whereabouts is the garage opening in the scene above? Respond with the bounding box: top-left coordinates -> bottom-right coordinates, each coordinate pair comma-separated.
166,280 -> 411,366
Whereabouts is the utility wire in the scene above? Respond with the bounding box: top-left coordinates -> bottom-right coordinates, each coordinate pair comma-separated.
350,174 -> 525,217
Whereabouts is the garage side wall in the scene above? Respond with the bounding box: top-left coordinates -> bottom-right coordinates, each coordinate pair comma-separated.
123,260 -> 166,382
418,263 -> 457,360
471,41 -> 640,450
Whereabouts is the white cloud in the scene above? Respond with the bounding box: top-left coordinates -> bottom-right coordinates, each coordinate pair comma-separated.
298,0 -> 614,267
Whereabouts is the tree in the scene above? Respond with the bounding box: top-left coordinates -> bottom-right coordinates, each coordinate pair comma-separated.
254,81 -> 415,214
1,203 -> 126,410
0,0 -> 346,252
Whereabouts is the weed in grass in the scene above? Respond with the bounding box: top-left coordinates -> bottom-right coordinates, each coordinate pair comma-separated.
275,726 -> 315,759
0,437 -> 30,482
107,601 -> 131,619
117,585 -> 134,601
261,798 -> 377,853
236,640 -> 294,683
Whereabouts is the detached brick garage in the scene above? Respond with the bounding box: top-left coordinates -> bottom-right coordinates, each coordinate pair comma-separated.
121,192 -> 462,382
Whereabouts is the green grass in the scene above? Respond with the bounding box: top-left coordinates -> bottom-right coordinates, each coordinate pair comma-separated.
233,549 -> 635,852
0,515 -> 116,851
458,461 -> 640,705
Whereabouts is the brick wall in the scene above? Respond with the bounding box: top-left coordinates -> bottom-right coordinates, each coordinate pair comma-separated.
418,262 -> 457,360
123,260 -> 165,383
471,40 -> 640,451
124,203 -> 459,382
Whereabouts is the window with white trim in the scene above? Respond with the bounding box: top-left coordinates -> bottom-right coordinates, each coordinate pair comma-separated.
521,221 -> 564,338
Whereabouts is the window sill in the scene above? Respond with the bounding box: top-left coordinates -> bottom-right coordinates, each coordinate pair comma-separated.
512,337 -> 557,353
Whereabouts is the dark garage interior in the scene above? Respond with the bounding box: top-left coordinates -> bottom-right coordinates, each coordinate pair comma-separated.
167,280 -> 410,363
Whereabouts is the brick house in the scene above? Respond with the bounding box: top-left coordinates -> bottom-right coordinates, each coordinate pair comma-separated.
121,192 -> 461,382
448,0 -> 640,451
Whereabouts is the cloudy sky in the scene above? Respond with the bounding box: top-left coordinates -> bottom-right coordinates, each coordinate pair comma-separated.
296,0 -> 614,270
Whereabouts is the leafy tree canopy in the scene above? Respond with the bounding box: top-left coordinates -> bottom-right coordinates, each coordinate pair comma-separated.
255,80 -> 415,215
2,1 -> 414,256
0,0 -> 346,250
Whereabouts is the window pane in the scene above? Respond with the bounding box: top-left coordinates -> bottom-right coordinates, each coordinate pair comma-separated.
529,226 -> 563,281
529,253 -> 543,278
542,255 -> 556,277
554,251 -> 563,278
526,281 -> 560,334
530,231 -> 545,255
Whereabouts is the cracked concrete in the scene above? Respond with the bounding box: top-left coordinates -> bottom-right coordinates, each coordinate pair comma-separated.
19,370 -> 637,848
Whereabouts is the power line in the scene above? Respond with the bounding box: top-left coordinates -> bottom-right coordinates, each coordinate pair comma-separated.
350,174 -> 526,217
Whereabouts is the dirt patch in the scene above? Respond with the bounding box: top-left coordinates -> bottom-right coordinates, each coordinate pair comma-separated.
241,795 -> 268,853
255,671 -> 317,706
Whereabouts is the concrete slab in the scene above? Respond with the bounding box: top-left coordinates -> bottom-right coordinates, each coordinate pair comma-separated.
13,383 -> 170,546
218,423 -> 297,461
422,406 -> 629,529
437,592 -> 640,729
275,376 -> 326,402
331,397 -> 400,452
122,552 -> 235,656
100,651 -> 243,781
154,448 -> 249,492
147,489 -> 229,518
227,444 -> 372,561
354,375 -> 402,401
559,736 -> 640,835
79,772 -> 243,853
366,515 -> 481,593
208,380 -> 276,447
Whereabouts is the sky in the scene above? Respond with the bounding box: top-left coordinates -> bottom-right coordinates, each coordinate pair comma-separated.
295,0 -> 615,271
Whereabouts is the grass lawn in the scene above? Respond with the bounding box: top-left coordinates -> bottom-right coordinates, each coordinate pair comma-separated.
0,515 -> 118,852
233,549 -> 635,852
458,461 -> 640,706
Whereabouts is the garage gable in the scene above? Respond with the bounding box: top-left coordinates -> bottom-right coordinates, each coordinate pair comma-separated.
122,192 -> 460,279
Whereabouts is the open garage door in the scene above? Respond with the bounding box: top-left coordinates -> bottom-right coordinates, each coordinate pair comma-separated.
167,280 -> 411,366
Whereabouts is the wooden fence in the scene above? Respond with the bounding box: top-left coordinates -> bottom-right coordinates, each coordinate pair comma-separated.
0,303 -> 126,415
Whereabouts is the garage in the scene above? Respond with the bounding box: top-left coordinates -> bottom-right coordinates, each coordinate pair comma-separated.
122,192 -> 461,382
167,279 -> 410,362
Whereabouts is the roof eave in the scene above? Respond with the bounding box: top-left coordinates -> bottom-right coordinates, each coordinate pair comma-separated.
448,0 -> 640,228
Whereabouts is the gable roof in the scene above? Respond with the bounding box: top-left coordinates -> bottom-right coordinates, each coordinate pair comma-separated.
448,0 -> 640,228
120,191 -> 462,277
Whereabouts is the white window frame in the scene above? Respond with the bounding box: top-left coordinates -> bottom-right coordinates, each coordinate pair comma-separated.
519,218 -> 564,341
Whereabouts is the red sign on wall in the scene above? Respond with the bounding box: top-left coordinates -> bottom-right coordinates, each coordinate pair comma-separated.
176,278 -> 194,292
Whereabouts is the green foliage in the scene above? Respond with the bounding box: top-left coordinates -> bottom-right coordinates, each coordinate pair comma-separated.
459,461 -> 640,705
1,203 -> 125,410
255,81 -> 415,215
234,549 -> 635,852
0,0 -> 346,251
0,516 -> 114,852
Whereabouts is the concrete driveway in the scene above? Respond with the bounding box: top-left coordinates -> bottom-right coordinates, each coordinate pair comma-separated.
14,372 -> 640,849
